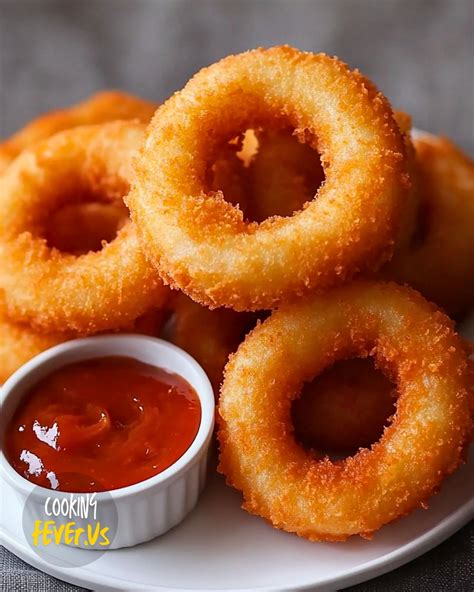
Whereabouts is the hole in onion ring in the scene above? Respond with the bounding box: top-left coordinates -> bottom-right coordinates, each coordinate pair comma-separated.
44,193 -> 129,255
208,127 -> 325,223
292,357 -> 396,459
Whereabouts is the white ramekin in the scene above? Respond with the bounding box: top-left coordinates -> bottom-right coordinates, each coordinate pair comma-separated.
0,335 -> 215,549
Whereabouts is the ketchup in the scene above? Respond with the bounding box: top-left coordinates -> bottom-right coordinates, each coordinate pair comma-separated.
4,357 -> 201,492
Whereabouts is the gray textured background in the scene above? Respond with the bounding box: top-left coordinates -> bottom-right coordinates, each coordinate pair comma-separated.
0,1 -> 473,591
1,0 -> 474,153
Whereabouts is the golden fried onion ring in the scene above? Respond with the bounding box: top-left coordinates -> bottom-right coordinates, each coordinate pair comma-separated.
129,46 -> 409,311
218,281 -> 472,540
0,91 -> 157,173
0,122 -> 165,333
383,134 -> 474,317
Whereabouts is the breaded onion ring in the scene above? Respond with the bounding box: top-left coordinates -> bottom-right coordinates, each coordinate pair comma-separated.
0,91 -> 157,173
161,293 -> 255,396
218,281 -> 472,541
0,91 -> 154,258
382,134 -> 474,317
129,46 -> 409,311
0,121 -> 165,333
292,358 -> 396,453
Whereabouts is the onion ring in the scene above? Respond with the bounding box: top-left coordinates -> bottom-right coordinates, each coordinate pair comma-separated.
292,358 -> 396,453
0,121 -> 165,333
0,91 -> 157,173
218,281 -> 472,540
382,134 -> 474,317
0,92 -> 156,259
129,46 -> 409,311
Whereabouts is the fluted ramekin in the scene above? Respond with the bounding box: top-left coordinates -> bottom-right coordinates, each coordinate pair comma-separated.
0,335 -> 215,549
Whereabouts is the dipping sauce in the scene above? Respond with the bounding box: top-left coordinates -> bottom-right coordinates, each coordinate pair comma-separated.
4,356 -> 201,492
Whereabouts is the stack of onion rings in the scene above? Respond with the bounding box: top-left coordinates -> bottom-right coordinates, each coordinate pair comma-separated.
0,47 -> 471,545
218,281 -> 472,540
129,46 -> 409,311
267,129 -> 470,456
243,124 -> 472,454
0,92 -> 167,382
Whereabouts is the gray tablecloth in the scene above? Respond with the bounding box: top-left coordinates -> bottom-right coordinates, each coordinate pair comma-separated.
0,1 -> 473,590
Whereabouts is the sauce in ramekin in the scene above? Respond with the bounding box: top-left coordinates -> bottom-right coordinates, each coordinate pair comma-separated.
4,356 -> 201,492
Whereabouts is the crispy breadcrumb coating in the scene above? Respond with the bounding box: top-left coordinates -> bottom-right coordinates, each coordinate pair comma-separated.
129,46 -> 409,311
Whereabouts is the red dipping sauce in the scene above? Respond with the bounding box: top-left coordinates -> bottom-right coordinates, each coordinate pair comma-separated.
4,356 -> 201,492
